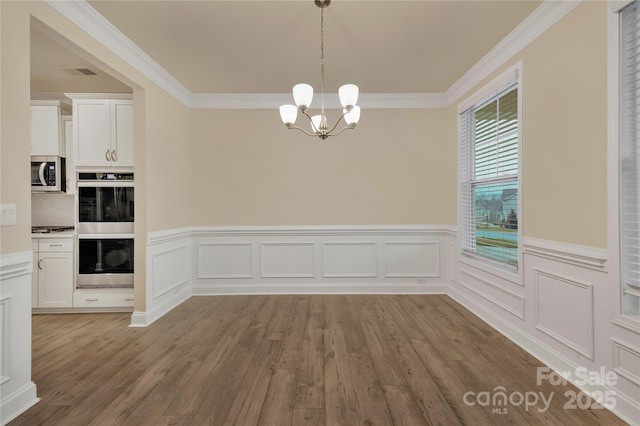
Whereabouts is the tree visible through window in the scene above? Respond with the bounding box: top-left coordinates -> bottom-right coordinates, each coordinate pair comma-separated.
460,83 -> 519,268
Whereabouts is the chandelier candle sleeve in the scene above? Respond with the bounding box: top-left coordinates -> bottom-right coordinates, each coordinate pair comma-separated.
279,0 -> 360,140
293,83 -> 314,109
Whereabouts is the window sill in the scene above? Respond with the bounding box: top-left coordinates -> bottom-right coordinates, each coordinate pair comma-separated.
459,251 -> 523,286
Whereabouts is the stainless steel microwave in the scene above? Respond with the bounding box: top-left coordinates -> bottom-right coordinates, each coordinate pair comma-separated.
31,156 -> 66,192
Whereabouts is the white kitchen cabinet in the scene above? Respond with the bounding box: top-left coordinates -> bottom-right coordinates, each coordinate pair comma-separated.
32,238 -> 74,309
70,95 -> 133,168
62,115 -> 75,194
30,101 -> 63,156
73,290 -> 134,308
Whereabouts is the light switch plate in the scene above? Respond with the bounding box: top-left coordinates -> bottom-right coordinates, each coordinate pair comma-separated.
0,203 -> 17,226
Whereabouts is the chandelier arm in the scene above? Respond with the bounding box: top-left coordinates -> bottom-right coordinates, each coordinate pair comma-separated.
329,124 -> 356,137
300,109 -> 320,134
286,124 -> 318,137
324,110 -> 348,135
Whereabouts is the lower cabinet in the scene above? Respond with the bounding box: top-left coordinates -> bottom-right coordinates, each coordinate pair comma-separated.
32,238 -> 73,308
32,236 -> 134,310
73,291 -> 134,308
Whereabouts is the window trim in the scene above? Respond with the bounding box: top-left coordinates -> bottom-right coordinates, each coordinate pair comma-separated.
458,61 -> 523,283
608,2 -> 640,328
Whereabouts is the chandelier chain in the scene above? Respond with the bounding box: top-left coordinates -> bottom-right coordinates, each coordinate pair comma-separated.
320,5 -> 325,113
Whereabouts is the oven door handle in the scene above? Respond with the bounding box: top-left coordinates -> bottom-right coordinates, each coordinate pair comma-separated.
38,162 -> 47,186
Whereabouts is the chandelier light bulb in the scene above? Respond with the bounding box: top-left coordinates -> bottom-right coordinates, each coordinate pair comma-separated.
338,84 -> 359,108
344,105 -> 361,125
311,114 -> 324,132
279,104 -> 298,125
293,83 -> 313,109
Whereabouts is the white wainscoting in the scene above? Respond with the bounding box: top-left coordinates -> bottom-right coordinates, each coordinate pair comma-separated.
449,235 -> 640,425
533,269 -> 595,360
192,225 -> 453,295
130,228 -> 192,327
0,251 -> 39,425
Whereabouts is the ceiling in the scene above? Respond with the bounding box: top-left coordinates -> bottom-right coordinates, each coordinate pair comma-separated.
32,0 -> 542,96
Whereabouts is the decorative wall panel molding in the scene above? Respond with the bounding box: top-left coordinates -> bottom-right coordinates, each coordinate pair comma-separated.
260,242 -> 316,278
384,242 -> 439,278
133,230 -> 193,327
0,251 -> 32,281
611,338 -> 640,387
151,245 -> 189,299
197,242 -> 254,279
458,268 -> 525,320
322,242 -> 378,278
523,237 -> 608,271
192,225 -> 450,294
0,296 -> 10,385
0,252 -> 38,425
533,269 -> 595,360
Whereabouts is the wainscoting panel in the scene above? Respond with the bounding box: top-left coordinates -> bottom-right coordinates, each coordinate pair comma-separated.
321,242 -> 377,278
610,338 -> 640,408
384,241 -> 439,278
261,242 -> 315,278
132,229 -> 192,327
192,226 -> 451,294
152,245 -> 190,299
0,296 -> 9,385
0,251 -> 38,424
197,242 -> 253,279
458,268 -> 525,320
533,269 -> 595,360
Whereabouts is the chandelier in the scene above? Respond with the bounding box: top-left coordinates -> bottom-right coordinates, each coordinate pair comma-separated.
279,0 -> 361,140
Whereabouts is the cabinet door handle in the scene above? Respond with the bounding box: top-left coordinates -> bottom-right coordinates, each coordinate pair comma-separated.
105,150 -> 111,161
85,298 -> 98,302
38,259 -> 43,270
124,298 -> 134,302
48,244 -> 63,248
111,150 -> 117,162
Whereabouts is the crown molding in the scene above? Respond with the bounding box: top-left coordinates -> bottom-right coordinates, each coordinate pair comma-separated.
47,0 -> 581,110
45,0 -> 192,106
444,0 -> 582,106
189,92 -> 448,109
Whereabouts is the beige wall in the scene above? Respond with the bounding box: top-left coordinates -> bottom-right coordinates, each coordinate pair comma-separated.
1,1 -> 32,255
190,108 -> 456,226
451,1 -> 608,249
522,1 -> 607,248
145,88 -> 192,231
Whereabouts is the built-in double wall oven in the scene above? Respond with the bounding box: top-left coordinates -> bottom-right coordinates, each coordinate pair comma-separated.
76,172 -> 134,289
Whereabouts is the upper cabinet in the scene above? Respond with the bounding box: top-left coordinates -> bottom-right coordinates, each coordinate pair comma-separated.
67,94 -> 133,168
30,101 -> 64,156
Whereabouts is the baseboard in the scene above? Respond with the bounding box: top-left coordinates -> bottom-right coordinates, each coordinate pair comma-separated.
0,382 -> 38,426
129,285 -> 191,327
447,285 -> 638,425
192,282 -> 448,296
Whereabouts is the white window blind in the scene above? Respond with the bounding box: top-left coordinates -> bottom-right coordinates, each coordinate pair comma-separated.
460,81 -> 519,268
620,0 -> 640,313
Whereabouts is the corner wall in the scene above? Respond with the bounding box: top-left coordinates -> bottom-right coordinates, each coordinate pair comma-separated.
448,2 -> 639,422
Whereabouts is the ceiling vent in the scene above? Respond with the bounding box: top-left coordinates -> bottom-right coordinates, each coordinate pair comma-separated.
61,67 -> 98,76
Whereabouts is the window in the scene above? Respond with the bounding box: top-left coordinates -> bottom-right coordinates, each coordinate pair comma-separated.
620,0 -> 640,317
460,80 -> 519,268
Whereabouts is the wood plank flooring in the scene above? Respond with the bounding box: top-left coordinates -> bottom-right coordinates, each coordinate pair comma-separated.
11,295 -> 626,425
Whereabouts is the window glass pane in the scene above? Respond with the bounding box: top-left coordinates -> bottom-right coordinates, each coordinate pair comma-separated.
474,89 -> 518,180
473,180 -> 518,266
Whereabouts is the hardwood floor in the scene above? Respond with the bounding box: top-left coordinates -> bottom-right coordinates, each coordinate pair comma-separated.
11,295 -> 625,425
